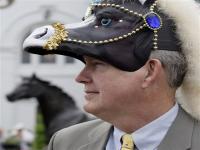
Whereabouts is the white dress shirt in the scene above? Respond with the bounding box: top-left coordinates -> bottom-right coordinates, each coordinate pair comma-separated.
106,103 -> 179,150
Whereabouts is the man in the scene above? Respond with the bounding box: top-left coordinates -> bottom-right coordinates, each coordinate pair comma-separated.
23,0 -> 200,149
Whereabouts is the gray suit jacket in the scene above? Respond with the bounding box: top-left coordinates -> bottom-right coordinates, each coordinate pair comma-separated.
48,107 -> 200,150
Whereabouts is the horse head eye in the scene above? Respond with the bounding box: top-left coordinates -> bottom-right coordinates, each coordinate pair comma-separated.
101,18 -> 112,27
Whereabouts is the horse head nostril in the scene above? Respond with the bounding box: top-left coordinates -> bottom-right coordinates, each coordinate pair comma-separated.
34,28 -> 48,39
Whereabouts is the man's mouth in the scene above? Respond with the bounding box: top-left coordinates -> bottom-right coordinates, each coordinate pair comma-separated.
84,91 -> 99,99
85,90 -> 99,93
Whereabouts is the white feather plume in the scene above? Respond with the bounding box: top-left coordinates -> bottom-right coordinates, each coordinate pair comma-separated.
157,0 -> 200,120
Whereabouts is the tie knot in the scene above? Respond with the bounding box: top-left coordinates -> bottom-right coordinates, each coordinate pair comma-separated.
121,134 -> 134,150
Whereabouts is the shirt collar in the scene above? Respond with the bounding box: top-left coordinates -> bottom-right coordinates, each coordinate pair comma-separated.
113,103 -> 179,150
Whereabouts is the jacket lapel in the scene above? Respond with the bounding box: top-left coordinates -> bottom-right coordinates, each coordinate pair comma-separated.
78,107 -> 195,150
78,121 -> 112,150
157,107 -> 194,150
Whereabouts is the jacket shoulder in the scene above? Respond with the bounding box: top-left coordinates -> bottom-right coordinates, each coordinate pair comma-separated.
192,119 -> 200,149
56,119 -> 106,136
48,119 -> 110,150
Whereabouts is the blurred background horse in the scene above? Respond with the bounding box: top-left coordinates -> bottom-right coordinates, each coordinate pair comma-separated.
6,74 -> 91,143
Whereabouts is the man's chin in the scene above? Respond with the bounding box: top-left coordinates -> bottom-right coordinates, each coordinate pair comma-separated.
83,103 -> 100,116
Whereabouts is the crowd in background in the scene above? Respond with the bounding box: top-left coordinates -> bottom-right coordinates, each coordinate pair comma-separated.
0,123 -> 34,150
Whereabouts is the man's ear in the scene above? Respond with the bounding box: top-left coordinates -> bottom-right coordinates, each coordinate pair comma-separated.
142,59 -> 162,88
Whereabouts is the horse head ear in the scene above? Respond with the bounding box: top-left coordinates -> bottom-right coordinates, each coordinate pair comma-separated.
138,0 -> 147,5
32,73 -> 38,80
20,75 -> 29,81
142,0 -> 156,7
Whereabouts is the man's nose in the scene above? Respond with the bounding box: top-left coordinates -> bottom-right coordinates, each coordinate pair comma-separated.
75,67 -> 91,84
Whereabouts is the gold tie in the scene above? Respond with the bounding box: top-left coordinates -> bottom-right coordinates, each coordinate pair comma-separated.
121,134 -> 134,150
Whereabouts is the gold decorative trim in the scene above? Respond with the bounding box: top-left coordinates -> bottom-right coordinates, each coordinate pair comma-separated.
66,0 -> 160,49
67,24 -> 147,44
44,1 -> 160,50
43,23 -> 68,50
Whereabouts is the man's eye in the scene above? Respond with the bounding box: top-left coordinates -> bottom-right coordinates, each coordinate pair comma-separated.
93,61 -> 105,66
101,18 -> 112,27
94,62 -> 103,66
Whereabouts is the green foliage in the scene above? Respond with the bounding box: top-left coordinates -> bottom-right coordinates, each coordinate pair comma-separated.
3,135 -> 20,145
32,109 -> 46,150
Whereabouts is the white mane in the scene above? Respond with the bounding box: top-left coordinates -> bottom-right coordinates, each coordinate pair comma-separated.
158,0 -> 200,120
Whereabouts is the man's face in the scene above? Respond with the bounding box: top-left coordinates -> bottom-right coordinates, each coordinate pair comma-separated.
76,56 -> 146,121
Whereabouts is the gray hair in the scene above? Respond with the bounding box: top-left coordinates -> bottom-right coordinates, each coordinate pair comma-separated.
150,50 -> 188,88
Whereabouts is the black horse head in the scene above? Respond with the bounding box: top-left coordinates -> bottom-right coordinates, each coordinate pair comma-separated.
24,0 -> 181,72
6,74 -> 47,102
6,74 -> 91,142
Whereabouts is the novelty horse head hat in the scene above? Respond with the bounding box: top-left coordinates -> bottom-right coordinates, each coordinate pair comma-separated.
23,0 -> 200,120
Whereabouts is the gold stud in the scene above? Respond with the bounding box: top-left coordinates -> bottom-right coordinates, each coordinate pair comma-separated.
124,9 -> 129,12
83,41 -> 88,44
109,39 -> 114,42
136,28 -> 140,31
131,31 -> 136,34
114,38 -> 119,41
140,26 -> 144,29
150,7 -> 154,10
89,41 -> 93,44
123,35 -> 128,38
143,24 -> 147,27
120,6 -> 125,10
73,39 -> 77,42
138,14 -> 143,17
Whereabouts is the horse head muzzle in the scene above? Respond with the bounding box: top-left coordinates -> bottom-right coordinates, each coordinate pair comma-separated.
6,93 -> 17,102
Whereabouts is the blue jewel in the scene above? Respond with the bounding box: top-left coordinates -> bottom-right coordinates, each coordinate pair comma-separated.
144,12 -> 162,30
